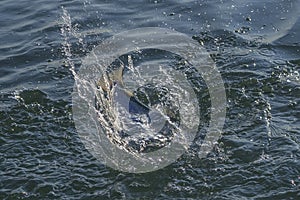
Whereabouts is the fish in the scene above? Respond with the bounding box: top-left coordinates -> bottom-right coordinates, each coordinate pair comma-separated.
95,63 -> 180,153
96,64 -> 151,114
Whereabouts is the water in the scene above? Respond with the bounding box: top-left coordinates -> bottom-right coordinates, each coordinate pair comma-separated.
1,0 -> 300,199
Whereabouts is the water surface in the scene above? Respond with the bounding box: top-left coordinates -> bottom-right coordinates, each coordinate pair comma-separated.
0,0 -> 300,199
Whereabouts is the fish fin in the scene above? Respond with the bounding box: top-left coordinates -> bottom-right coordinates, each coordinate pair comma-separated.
111,64 -> 124,86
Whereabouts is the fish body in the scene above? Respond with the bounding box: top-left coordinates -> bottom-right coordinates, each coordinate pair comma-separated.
96,65 -> 151,113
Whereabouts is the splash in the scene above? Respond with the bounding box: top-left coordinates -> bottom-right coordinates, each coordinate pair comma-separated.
72,27 -> 226,173
59,7 -> 81,78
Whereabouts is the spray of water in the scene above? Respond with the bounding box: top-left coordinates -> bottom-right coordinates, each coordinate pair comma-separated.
60,8 -> 226,173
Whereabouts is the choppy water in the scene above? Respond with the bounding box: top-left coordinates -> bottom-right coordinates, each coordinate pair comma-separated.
1,0 -> 300,199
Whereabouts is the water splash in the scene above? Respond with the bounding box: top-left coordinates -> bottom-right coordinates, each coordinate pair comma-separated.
71,27 -> 226,173
59,7 -> 79,78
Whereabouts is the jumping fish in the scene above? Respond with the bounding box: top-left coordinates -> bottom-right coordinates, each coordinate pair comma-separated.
95,62 -> 180,153
96,64 -> 151,114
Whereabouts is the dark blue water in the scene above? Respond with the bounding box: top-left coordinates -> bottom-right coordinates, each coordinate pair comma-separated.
1,0 -> 300,199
